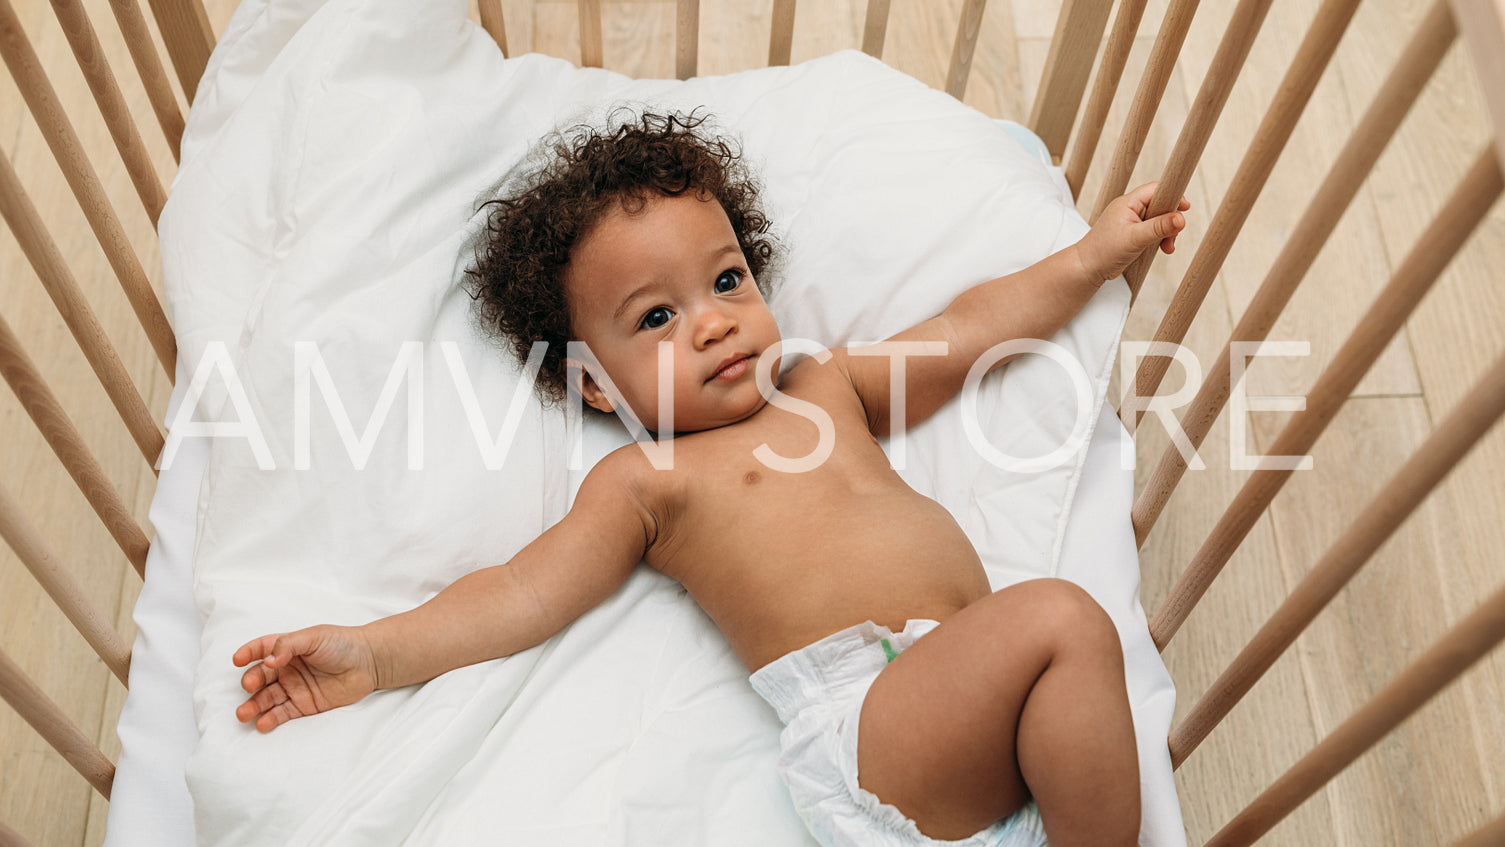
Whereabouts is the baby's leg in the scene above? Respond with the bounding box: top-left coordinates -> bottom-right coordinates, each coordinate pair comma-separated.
857,578 -> 1139,846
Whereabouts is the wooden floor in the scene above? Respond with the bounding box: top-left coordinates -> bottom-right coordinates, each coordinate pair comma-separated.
1,0 -> 1501,844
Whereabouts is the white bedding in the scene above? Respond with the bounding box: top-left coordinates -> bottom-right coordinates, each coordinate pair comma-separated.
108,0 -> 1183,844
108,375 -> 1177,847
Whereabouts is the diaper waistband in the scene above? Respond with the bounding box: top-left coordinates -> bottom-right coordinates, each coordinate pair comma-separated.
749,619 -> 940,725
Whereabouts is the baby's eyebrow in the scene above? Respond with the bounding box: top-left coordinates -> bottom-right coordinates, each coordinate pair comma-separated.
613,284 -> 655,322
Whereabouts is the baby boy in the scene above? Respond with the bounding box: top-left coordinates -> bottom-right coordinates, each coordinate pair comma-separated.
233,109 -> 1188,847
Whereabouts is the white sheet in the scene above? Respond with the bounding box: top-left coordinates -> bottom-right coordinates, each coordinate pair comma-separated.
108,0 -> 1184,843
108,358 -> 204,845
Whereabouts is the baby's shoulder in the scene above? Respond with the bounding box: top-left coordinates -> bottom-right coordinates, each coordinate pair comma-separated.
779,347 -> 870,420
588,441 -> 690,511
784,345 -> 863,394
574,444 -> 686,547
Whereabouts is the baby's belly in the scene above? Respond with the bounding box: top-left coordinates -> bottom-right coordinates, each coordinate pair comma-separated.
676,488 -> 995,672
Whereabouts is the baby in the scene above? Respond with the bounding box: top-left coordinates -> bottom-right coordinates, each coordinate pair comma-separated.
233,109 -> 1188,847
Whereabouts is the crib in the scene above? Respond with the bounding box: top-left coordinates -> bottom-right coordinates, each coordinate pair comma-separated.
1,0 -> 1502,843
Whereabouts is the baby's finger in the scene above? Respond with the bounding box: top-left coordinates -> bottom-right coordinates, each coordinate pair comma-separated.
240,661 -> 276,694
265,630 -> 317,669
233,633 -> 281,668
1125,181 -> 1159,214
256,699 -> 305,734
237,682 -> 288,725
1134,210 -> 1184,251
235,693 -> 264,724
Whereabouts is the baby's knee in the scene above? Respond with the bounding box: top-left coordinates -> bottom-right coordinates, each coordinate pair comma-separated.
1019,578 -> 1121,660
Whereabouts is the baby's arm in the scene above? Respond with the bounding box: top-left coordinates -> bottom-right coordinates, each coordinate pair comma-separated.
836,181 -> 1188,434
233,451 -> 652,732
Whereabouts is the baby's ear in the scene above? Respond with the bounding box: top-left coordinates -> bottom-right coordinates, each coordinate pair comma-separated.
564,356 -> 615,414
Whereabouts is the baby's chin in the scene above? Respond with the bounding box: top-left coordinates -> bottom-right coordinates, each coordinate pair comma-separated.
655,393 -> 771,435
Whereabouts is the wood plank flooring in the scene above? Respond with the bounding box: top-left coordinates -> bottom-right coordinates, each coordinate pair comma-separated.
1,0 -> 1500,843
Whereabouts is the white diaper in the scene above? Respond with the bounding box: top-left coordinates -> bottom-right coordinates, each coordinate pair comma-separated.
749,620 -> 1047,847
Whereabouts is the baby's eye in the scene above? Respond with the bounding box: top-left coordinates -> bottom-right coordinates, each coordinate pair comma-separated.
639,307 -> 674,330
714,269 -> 744,294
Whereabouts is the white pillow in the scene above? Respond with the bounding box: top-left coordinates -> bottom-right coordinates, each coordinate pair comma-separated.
157,0 -> 1173,843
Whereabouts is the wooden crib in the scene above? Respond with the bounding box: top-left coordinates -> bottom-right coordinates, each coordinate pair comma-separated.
1,0 -> 1502,843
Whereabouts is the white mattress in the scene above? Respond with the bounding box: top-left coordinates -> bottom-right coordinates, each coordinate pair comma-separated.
106,362 -> 1180,846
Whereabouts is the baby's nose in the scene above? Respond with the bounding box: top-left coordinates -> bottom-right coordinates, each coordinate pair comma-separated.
695,308 -> 737,347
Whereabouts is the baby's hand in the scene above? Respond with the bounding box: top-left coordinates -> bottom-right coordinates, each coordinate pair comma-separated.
1073,181 -> 1190,284
233,624 -> 379,732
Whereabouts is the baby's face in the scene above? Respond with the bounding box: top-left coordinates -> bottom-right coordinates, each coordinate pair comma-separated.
563,191 -> 782,433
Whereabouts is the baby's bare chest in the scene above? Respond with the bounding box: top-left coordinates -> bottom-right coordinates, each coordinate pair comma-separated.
646,397 -> 972,584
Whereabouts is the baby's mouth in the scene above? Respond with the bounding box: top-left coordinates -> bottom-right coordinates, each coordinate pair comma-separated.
708,354 -> 752,383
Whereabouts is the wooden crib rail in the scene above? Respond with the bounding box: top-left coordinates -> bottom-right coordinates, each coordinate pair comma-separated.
1169,344 -> 1505,768
1453,0 -> 1505,175
0,313 -> 151,574
143,0 -> 212,103
770,0 -> 795,64
0,481 -> 132,684
111,0 -> 188,160
48,0 -> 167,223
0,647 -> 114,799
1148,142 -> 1503,649
1030,0 -> 1115,161
378,0 -> 1013,93
1060,0 -> 1144,195
1129,0 -> 1456,544
1115,0 -> 1274,300
1114,0 -> 1505,839
0,0 -> 176,376
0,151 -> 164,467
1206,577 -> 1505,845
1087,0 -> 1196,221
1124,0 -> 1363,425
1,0 -> 209,830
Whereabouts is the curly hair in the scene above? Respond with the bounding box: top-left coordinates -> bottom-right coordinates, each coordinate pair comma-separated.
466,107 -> 779,405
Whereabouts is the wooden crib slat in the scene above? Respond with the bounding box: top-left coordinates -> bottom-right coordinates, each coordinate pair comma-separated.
1168,344 -> 1505,768
1204,581 -> 1505,846
142,0 -> 213,104
1029,0 -> 1116,165
1448,0 -> 1505,176
0,0 -> 177,378
0,647 -> 114,798
1126,0 -> 1364,425
1148,145 -> 1502,649
0,482 -> 132,685
0,150 -> 166,469
1130,0 -> 1456,546
0,821 -> 36,847
1087,0 -> 1199,222
861,0 -> 891,59
943,0 -> 989,102
477,0 -> 508,57
1061,0 -> 1146,195
48,0 -> 168,227
676,0 -> 698,80
579,0 -> 603,68
1119,0 -> 1277,300
768,0 -> 795,66
107,0 -> 185,162
1448,809 -> 1505,847
0,314 -> 152,576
